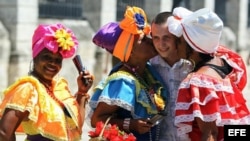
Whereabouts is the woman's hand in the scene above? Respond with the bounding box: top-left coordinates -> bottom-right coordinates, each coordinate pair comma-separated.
77,70 -> 94,93
130,118 -> 153,134
75,70 -> 94,126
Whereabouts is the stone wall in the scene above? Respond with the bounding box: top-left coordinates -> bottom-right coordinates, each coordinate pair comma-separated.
0,0 -> 38,87
0,0 -> 249,93
0,22 -> 10,96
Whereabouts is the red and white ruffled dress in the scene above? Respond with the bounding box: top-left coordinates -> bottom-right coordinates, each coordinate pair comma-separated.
174,46 -> 250,141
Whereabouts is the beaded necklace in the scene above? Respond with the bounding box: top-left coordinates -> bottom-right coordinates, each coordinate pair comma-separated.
123,63 -> 160,141
42,83 -> 64,108
123,63 -> 155,104
39,78 -> 72,117
30,73 -> 65,108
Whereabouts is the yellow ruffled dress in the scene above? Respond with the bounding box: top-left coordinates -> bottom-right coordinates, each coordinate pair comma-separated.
0,76 -> 83,141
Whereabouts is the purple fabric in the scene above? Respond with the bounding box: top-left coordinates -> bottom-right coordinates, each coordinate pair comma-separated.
92,22 -> 122,53
26,134 -> 53,141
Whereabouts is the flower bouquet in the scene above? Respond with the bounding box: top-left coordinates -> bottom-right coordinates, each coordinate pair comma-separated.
88,117 -> 136,141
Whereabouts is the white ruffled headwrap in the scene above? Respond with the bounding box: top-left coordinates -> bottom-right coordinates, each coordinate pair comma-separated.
167,7 -> 223,54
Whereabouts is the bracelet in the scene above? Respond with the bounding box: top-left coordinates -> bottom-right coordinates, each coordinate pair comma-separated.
123,118 -> 130,132
75,92 -> 90,98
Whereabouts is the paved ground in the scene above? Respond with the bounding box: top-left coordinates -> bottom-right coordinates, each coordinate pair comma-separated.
16,52 -> 250,141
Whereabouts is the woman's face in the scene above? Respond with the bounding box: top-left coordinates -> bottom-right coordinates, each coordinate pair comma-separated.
33,48 -> 63,82
176,36 -> 194,60
132,35 -> 158,61
176,36 -> 189,59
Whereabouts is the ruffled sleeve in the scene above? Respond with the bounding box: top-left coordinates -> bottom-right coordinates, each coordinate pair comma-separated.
90,71 -> 137,115
0,77 -> 39,122
0,76 -> 82,141
175,73 -> 250,137
217,45 -> 247,90
89,70 -> 160,119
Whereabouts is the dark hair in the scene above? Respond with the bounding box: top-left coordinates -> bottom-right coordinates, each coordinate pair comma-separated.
195,53 -> 213,71
184,43 -> 213,72
151,12 -> 172,24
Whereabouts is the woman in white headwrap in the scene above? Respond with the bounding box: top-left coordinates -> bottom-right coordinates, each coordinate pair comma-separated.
167,7 -> 250,141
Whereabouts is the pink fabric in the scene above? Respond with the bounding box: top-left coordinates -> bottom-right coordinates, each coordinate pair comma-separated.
32,23 -> 78,58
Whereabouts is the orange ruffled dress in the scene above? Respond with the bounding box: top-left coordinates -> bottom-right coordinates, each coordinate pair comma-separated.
174,46 -> 250,141
0,76 -> 83,141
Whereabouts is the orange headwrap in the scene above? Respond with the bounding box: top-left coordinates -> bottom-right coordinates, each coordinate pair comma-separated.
113,6 -> 150,62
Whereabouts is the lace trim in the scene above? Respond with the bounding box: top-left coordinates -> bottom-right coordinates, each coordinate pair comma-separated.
175,110 -> 250,135
92,70 -> 160,114
89,96 -> 140,119
176,102 -> 238,116
176,92 -> 218,110
179,74 -> 234,93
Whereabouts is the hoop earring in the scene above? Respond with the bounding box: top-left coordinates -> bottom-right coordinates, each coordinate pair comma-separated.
189,58 -> 196,71
28,59 -> 34,75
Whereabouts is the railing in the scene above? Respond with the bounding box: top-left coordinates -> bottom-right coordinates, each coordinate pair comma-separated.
39,0 -> 83,19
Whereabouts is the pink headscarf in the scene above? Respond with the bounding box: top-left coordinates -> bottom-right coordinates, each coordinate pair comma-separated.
32,23 -> 78,58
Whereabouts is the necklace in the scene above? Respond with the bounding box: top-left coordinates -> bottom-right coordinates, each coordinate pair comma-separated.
46,87 -> 64,107
29,72 -> 65,109
123,63 -> 155,104
188,58 -> 196,71
39,79 -> 65,108
123,63 -> 160,141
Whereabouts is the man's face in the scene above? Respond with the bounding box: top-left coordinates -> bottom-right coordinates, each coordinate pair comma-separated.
151,23 -> 179,62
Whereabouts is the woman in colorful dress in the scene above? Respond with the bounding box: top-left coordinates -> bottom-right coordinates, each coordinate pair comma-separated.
167,7 -> 250,141
89,6 -> 168,141
0,23 -> 94,141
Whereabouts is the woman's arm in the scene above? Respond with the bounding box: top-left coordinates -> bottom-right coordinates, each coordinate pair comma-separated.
195,117 -> 218,141
91,102 -> 120,128
0,109 -> 29,141
91,102 -> 152,134
75,71 -> 93,125
75,93 -> 89,125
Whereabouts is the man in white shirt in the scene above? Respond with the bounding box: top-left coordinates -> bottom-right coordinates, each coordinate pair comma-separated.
150,12 -> 193,141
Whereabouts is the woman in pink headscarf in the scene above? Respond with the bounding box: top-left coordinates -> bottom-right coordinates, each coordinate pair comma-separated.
0,23 -> 94,141
167,7 -> 250,141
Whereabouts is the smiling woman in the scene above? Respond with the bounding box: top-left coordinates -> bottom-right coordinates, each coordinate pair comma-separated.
0,23 -> 94,141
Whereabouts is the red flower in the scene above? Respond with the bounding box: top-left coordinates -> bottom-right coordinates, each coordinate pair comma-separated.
108,125 -> 119,139
125,134 -> 137,141
110,135 -> 123,141
88,121 -> 136,141
88,121 -> 104,137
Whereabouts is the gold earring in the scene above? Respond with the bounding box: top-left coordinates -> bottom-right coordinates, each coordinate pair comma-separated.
28,59 -> 34,75
189,58 -> 196,71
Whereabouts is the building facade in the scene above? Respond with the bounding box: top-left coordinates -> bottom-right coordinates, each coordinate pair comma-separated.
0,0 -> 249,107
0,0 -> 250,140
